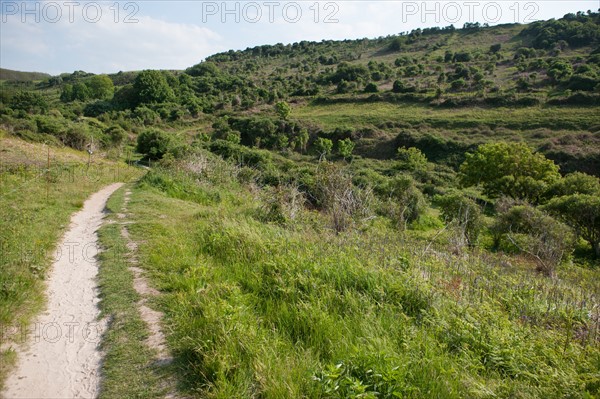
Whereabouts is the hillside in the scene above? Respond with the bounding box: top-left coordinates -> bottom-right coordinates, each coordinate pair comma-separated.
0,68 -> 50,82
1,12 -> 600,398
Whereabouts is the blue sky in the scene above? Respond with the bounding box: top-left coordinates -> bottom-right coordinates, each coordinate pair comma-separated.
1,0 -> 597,75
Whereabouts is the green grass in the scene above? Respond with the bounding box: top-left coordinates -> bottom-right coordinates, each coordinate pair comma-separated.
294,102 -> 599,132
0,138 -> 143,388
95,185 -> 170,398
117,163 -> 600,398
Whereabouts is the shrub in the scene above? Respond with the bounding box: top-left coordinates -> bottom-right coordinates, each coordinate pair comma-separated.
259,183 -> 305,224
313,163 -> 373,232
337,138 -> 355,159
436,192 -> 483,246
136,128 -> 173,160
11,91 -> 48,113
493,203 -> 575,275
383,175 -> 428,229
314,137 -> 333,159
364,82 -> 379,93
396,146 -> 428,171
543,194 -> 600,257
275,101 -> 291,119
105,125 -> 127,147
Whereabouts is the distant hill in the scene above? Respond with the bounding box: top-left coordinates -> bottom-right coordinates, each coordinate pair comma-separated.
0,68 -> 50,82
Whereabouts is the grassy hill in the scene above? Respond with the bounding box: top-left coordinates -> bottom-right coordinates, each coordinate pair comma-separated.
0,68 -> 50,82
1,11 -> 600,398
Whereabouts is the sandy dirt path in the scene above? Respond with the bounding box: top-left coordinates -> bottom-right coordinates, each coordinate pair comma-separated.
2,183 -> 124,399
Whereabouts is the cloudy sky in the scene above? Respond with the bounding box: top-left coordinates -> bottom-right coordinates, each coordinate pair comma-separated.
1,0 -> 597,75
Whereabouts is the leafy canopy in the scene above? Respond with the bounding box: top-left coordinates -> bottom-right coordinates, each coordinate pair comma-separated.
460,142 -> 560,202
133,70 -> 175,105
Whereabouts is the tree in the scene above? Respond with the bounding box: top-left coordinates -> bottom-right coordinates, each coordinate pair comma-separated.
60,84 -> 74,102
544,194 -> 600,257
72,82 -> 91,101
186,61 -> 221,77
337,138 -> 355,159
136,128 -> 172,160
86,75 -> 114,100
490,43 -> 502,53
388,37 -> 404,51
275,101 -> 291,120
460,142 -> 560,203
436,192 -> 483,246
133,70 -> 175,105
546,172 -> 600,198
315,138 -> 333,159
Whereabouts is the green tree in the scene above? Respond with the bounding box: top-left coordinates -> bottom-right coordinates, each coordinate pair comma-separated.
544,194 -> 600,257
275,101 -> 291,120
337,138 -> 355,159
136,128 -> 172,160
388,37 -> 404,51
460,142 -> 560,202
315,137 -> 333,158
186,61 -> 221,77
60,84 -> 74,102
72,82 -> 91,101
86,75 -> 114,100
133,70 -> 175,105
546,172 -> 600,198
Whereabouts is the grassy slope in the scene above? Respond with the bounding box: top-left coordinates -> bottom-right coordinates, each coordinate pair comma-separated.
205,20 -> 600,174
0,68 -> 50,82
0,137 -> 143,387
105,162 -> 600,398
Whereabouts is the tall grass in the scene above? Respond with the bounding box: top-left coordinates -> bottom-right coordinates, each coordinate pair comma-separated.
121,160 -> 600,398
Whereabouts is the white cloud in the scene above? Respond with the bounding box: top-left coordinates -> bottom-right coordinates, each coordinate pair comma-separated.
1,3 -> 224,74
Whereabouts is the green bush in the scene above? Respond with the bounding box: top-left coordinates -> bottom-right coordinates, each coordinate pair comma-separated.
136,128 -> 173,160
460,142 -> 560,203
544,194 -> 600,257
436,192 -> 483,246
492,203 -> 575,274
